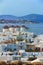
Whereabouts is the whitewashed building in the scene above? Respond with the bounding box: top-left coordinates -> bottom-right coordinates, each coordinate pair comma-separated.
14,26 -> 20,32
6,44 -> 17,51
16,40 -> 26,50
9,25 -> 14,33
20,25 -> 26,32
3,26 -> 9,32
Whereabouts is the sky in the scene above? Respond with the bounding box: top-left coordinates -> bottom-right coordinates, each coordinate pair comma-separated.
0,0 -> 43,16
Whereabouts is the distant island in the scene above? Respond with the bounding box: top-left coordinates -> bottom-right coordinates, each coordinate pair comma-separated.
0,14 -> 43,23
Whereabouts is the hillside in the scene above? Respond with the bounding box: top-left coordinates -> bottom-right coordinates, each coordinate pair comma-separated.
0,14 -> 43,23
19,14 -> 43,23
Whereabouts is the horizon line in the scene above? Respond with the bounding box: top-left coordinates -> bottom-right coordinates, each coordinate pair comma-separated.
0,13 -> 42,17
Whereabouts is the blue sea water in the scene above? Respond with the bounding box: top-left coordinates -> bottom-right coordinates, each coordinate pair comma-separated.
26,23 -> 43,35
0,23 -> 43,35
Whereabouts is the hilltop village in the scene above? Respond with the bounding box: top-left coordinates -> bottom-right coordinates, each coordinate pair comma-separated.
0,25 -> 43,63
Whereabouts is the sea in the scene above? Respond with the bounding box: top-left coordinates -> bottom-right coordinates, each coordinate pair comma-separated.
0,23 -> 43,35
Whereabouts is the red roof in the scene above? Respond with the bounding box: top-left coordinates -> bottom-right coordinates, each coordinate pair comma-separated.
3,25 -> 28,29
15,25 -> 20,28
3,26 -> 9,29
10,25 -> 14,27
10,25 -> 20,28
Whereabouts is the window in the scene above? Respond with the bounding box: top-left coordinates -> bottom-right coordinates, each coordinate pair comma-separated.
21,47 -> 22,49
21,43 -> 22,45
